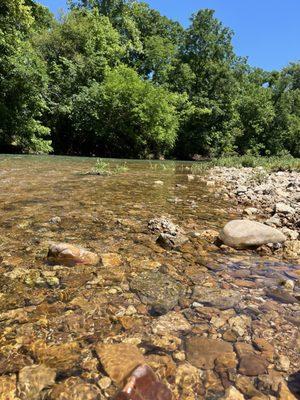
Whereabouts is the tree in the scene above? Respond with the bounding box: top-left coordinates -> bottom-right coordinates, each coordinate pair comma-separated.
37,8 -> 124,153
270,63 -> 300,156
70,65 -> 180,157
0,0 -> 51,153
175,9 -> 243,158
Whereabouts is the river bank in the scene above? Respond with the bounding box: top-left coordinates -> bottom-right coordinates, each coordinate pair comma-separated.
0,156 -> 299,399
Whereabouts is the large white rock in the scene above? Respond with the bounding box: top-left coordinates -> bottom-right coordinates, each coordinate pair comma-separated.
219,219 -> 286,249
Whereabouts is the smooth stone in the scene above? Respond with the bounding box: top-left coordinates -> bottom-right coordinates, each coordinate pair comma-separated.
219,220 -> 286,249
239,354 -> 268,376
130,271 -> 183,314
192,286 -> 241,310
95,343 -> 145,386
115,365 -> 172,400
47,242 -> 99,266
185,336 -> 234,370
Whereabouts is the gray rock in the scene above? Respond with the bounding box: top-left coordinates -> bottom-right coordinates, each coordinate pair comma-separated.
156,232 -> 189,250
148,217 -> 182,236
219,219 -> 286,249
275,202 -> 295,214
192,286 -> 241,310
130,271 -> 184,315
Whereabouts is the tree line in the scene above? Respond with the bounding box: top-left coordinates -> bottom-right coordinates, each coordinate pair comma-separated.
0,0 -> 299,159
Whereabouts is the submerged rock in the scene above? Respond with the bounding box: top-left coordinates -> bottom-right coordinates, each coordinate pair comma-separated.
115,364 -> 172,400
156,232 -> 189,250
148,217 -> 188,250
47,242 -> 99,266
0,374 -> 17,400
48,377 -> 103,400
185,337 -> 235,370
219,219 -> 286,249
151,311 -> 191,335
193,286 -> 241,310
96,343 -> 145,386
130,271 -> 184,314
18,365 -> 56,400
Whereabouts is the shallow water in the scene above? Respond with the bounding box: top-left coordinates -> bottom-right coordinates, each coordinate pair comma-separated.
0,155 -> 299,399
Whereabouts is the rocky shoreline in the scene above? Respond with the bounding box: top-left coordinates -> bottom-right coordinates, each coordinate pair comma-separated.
205,166 -> 300,260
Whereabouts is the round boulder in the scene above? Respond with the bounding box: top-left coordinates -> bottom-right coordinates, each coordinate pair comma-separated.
219,220 -> 286,249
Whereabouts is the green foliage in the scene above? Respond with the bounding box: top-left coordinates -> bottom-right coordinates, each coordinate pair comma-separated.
0,0 -> 51,153
175,10 -> 243,158
91,158 -> 111,175
71,65 -> 180,157
0,1 -> 299,160
191,155 -> 300,173
90,158 -> 128,175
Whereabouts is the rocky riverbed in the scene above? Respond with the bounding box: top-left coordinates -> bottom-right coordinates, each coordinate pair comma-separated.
0,156 -> 299,400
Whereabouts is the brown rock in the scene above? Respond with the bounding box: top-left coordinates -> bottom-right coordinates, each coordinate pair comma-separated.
235,342 -> 255,358
146,354 -> 176,379
223,386 -> 245,399
235,376 -> 262,398
96,343 -> 145,386
18,364 -> 56,400
185,337 -> 234,370
0,351 -> 33,374
175,363 -> 203,400
278,382 -> 297,400
47,242 -> 99,266
48,377 -> 103,400
115,364 -> 172,400
252,338 -> 274,362
223,329 -> 239,342
239,354 -> 268,376
28,340 -> 81,373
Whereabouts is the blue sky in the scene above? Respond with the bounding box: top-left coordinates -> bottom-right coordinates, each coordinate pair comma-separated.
40,0 -> 300,71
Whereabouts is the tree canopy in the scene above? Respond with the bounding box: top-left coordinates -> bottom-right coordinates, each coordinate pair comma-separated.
0,0 -> 299,158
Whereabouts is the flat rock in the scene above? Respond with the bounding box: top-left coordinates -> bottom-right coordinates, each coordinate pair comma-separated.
130,271 -> 183,314
185,336 -> 234,369
95,343 -> 145,386
219,220 -> 286,249
47,242 -> 99,266
239,354 -> 268,376
18,365 -> 56,400
192,286 -> 241,310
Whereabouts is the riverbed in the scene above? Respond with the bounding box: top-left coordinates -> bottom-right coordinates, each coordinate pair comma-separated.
0,155 -> 299,399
